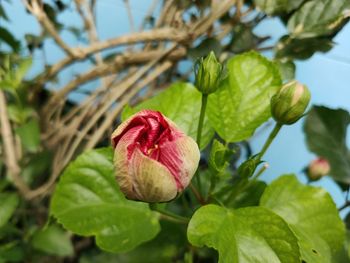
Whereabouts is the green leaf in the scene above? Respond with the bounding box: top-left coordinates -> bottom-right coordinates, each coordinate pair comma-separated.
275,60 -> 295,81
31,225 -> 74,256
275,35 -> 333,60
0,224 -> 22,240
0,57 -> 32,90
0,193 -> 19,228
288,0 -> 350,38
187,205 -> 301,263
237,154 -> 261,178
21,151 -> 52,185
15,119 -> 40,153
254,0 -> 306,15
332,231 -> 350,263
208,139 -> 231,174
0,27 -> 20,52
43,3 -> 63,30
25,34 -> 44,52
0,242 -> 24,262
121,82 -> 214,149
50,147 -> 160,253
207,51 -> 282,142
15,58 -> 32,85
228,180 -> 267,208
188,38 -> 222,60
260,174 -> 345,263
7,105 -> 34,124
0,4 -> 9,21
228,23 -> 261,54
304,106 -> 350,184
81,221 -> 187,263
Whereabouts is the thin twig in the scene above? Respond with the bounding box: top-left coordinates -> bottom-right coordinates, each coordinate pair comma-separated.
123,0 -> 135,33
0,90 -> 30,197
23,0 -> 80,58
44,47 -> 186,114
84,61 -> 173,149
37,28 -> 187,82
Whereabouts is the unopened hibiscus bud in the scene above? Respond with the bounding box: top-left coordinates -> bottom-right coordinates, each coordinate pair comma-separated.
307,158 -> 330,181
194,51 -> 223,94
271,80 -> 311,125
111,110 -> 200,202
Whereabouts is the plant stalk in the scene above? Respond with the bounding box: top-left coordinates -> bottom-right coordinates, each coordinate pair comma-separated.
257,123 -> 282,161
194,93 -> 209,201
196,94 -> 208,148
150,204 -> 189,224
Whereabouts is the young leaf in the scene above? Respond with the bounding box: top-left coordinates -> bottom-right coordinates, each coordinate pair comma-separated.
207,51 -> 282,142
260,174 -> 345,263
237,155 -> 261,178
208,139 -> 231,174
121,82 -> 215,149
50,148 -> 160,253
187,205 -> 301,263
0,193 -> 19,228
288,0 -> 350,38
31,225 -> 74,256
15,58 -> 32,86
303,106 -> 350,184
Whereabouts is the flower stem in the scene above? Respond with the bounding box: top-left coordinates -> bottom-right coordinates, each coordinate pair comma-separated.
196,94 -> 208,148
150,204 -> 189,224
257,123 -> 282,161
189,183 -> 205,205
194,94 -> 209,199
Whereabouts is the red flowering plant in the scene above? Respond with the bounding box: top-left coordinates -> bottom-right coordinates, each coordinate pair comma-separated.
2,1 -> 350,262
49,51 -> 350,262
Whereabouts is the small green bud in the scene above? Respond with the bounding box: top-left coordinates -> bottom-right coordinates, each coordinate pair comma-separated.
271,80 -> 311,125
237,155 -> 261,178
194,51 -> 223,95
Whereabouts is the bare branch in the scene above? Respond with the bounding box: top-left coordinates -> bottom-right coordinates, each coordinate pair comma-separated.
23,0 -> 80,58
0,91 -> 30,197
38,28 -> 187,81
85,60 -> 173,149
44,47 -> 186,111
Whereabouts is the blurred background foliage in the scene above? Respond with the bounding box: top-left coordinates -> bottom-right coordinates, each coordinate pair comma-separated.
0,0 -> 350,262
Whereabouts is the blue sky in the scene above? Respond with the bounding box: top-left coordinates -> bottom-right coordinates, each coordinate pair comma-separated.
2,0 -> 350,213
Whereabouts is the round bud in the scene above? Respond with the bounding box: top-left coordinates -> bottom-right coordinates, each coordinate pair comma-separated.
307,158 -> 330,181
111,110 -> 200,202
271,80 -> 311,125
194,51 -> 223,95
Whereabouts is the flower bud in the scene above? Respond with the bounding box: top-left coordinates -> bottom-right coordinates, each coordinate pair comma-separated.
306,158 -> 330,181
194,51 -> 223,94
111,110 -> 200,202
271,80 -> 311,125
